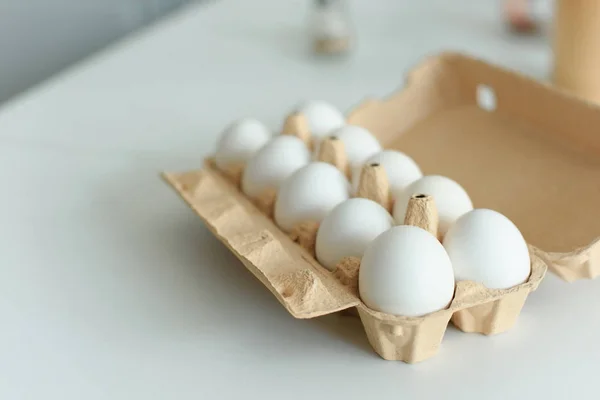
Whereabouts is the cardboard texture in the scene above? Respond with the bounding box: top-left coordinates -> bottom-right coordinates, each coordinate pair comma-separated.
164,160 -> 360,319
282,113 -> 312,148
289,221 -> 320,257
318,136 -> 349,177
403,194 -> 439,238
163,52 -> 600,361
346,53 -> 600,282
164,160 -> 546,363
356,163 -> 392,212
355,253 -> 545,363
553,0 -> 600,103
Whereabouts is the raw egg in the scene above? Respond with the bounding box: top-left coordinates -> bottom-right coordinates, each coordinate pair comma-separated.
443,209 -> 531,289
359,226 -> 455,317
297,101 -> 345,141
315,198 -> 393,271
393,175 -> 473,236
215,118 -> 272,171
351,150 -> 422,198
326,125 -> 382,170
241,135 -> 311,199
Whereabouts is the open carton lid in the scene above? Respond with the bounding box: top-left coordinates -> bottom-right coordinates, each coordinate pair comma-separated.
348,52 -> 600,283
164,52 -> 600,320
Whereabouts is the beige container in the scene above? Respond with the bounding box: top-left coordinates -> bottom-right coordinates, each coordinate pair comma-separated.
164,158 -> 545,363
356,255 -> 544,363
553,0 -> 600,103
163,53 -> 600,362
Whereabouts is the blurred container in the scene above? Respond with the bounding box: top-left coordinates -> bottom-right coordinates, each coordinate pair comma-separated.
309,0 -> 353,55
553,0 -> 600,103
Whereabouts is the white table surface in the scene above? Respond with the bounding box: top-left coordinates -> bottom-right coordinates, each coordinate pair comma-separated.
1,1 -> 597,399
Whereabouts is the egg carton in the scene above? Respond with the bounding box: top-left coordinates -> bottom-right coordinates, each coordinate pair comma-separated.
163,52 -> 600,361
163,158 -> 546,363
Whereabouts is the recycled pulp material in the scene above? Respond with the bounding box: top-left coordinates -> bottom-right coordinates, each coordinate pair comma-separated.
164,161 -> 360,319
346,53 -> 600,282
171,53 -> 600,282
355,163 -> 391,212
163,159 -> 546,363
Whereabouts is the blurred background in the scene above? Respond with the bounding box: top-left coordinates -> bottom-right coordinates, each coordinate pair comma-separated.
0,0 -> 194,103
1,0 -> 596,106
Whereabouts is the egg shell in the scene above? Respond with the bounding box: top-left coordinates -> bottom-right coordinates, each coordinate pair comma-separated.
393,175 -> 473,236
297,101 -> 345,140
315,198 -> 394,271
214,118 -> 272,170
274,162 -> 350,232
359,225 -> 455,317
241,135 -> 311,199
443,209 -> 531,289
351,150 -> 422,198
326,125 -> 382,170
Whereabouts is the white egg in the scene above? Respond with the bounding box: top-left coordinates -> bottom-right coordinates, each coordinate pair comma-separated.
214,118 -> 272,170
359,226 -> 455,317
297,101 -> 345,140
315,198 -> 394,271
393,175 -> 473,236
241,135 -> 310,198
351,150 -> 422,198
274,162 -> 350,232
443,209 -> 531,289
328,125 -> 382,169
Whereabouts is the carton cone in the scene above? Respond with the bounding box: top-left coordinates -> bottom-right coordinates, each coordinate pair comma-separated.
356,163 -> 391,211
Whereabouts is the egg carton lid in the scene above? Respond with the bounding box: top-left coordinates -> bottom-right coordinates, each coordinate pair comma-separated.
347,52 -> 600,282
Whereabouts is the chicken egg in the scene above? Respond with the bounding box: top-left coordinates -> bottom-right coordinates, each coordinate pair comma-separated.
297,101 -> 345,141
214,118 -> 272,171
351,150 -> 422,198
315,198 -> 394,271
325,125 -> 382,170
359,226 -> 455,317
274,162 -> 350,232
393,175 -> 473,236
443,209 -> 531,289
241,135 -> 311,199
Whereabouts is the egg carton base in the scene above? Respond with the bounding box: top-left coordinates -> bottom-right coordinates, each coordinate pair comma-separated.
347,253 -> 545,363
451,290 -> 528,335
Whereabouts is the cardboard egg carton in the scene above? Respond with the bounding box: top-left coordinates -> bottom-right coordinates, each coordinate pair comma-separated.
163,157 -> 546,363
163,52 -> 600,361
352,251 -> 546,363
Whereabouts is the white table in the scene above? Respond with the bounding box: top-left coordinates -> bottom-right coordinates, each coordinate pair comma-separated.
1,1 -> 595,399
